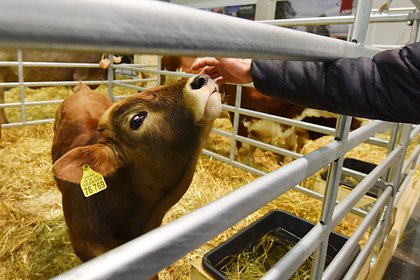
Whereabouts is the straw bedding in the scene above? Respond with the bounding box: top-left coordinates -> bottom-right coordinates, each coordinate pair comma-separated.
0,86 -> 418,279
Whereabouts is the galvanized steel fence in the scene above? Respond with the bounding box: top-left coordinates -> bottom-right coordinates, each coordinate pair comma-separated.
0,0 -> 419,279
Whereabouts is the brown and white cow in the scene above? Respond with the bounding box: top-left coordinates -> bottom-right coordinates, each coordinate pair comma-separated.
51,75 -> 221,264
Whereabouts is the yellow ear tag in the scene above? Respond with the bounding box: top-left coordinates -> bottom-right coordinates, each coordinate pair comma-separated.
80,164 -> 107,197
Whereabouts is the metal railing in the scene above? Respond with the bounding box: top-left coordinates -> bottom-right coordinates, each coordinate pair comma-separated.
0,0 -> 419,280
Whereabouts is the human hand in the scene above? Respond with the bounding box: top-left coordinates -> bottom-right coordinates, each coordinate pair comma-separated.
191,57 -> 253,85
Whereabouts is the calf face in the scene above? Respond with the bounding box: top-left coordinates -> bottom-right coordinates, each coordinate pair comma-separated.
52,75 -> 221,261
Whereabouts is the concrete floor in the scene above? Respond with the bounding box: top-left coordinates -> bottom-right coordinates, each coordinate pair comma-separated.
383,198 -> 420,280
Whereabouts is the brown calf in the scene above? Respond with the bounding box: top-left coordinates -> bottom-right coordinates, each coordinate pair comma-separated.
51,76 -> 221,263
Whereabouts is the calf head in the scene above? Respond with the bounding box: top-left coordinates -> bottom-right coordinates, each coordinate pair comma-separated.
52,75 -> 221,261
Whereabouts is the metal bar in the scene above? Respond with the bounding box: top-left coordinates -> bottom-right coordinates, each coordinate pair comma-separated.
260,13 -> 416,27
365,136 -> 389,147
342,209 -> 387,280
410,124 -> 420,139
112,63 -> 157,69
112,81 -> 146,92
229,85 -> 242,161
391,125 -> 412,186
292,185 -> 368,217
202,149 -> 266,176
351,0 -> 374,44
0,80 -> 107,88
1,118 -> 54,127
120,67 -> 193,78
0,99 -> 63,108
311,115 -> 352,280
156,55 -> 162,86
112,78 -> 156,84
0,61 -> 102,68
371,44 -> 403,49
342,167 -> 372,182
409,10 -> 420,42
224,105 -> 337,135
213,126 -> 302,159
393,168 -> 416,207
372,7 -> 416,12
410,0 -> 420,10
234,134 -> 303,159
185,0 -> 257,9
401,138 -> 420,174
17,50 -> 26,123
0,0 -> 381,60
52,121 -> 390,280
262,145 -> 402,280
107,54 -> 114,101
322,186 -> 393,280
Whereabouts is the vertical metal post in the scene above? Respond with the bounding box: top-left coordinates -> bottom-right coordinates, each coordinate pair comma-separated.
369,123 -> 400,259
230,85 -> 242,161
156,55 -> 162,86
312,0 -> 374,278
408,9 -> 419,43
255,0 -> 277,21
351,0 -> 374,45
310,116 -> 352,280
373,13 -> 419,260
107,53 -> 114,101
17,49 -> 26,123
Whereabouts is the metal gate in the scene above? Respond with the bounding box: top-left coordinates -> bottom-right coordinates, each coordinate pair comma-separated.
1,0 -> 419,279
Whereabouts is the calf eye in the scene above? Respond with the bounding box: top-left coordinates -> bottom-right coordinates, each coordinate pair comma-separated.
130,112 -> 148,130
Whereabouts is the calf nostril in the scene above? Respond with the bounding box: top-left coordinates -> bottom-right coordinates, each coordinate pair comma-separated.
190,75 -> 208,90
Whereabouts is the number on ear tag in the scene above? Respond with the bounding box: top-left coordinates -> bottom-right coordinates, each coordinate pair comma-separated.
80,164 -> 107,197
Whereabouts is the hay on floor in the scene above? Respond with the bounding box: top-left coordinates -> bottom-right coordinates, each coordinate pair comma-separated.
0,86 -> 418,280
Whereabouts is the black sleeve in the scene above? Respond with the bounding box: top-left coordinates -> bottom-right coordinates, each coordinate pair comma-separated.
251,43 -> 420,124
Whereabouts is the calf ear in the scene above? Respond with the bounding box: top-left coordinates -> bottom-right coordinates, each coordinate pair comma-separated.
53,144 -> 123,184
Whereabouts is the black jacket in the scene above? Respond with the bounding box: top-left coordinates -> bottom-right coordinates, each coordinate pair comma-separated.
251,43 -> 420,124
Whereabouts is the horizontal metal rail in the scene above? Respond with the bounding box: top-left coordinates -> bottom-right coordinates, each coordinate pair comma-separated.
1,118 -> 54,128
0,0 -> 381,60
202,148 -> 266,176
410,0 -> 420,10
212,127 -> 303,159
260,13 -> 419,27
0,99 -> 63,108
371,7 -> 417,13
223,104 -> 337,135
112,81 -> 147,92
0,61 -> 101,68
0,80 -> 107,88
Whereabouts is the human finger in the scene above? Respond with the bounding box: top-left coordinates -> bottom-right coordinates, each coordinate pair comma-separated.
213,76 -> 224,85
191,57 -> 219,71
201,66 -> 223,82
